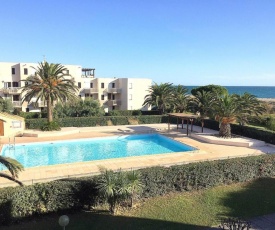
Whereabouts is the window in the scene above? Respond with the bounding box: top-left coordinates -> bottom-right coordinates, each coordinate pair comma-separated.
12,68 -> 15,75
112,106 -> 115,110
90,83 -> 93,88
112,83 -> 115,88
129,83 -> 132,89
12,82 -> 19,87
12,121 -> 22,128
112,94 -> 115,100
101,83 -> 104,88
24,68 -> 28,75
26,108 -> 30,112
108,93 -> 112,100
101,95 -> 104,100
129,94 -> 132,100
85,93 -> 90,98
25,82 -> 28,86
13,95 -> 20,101
7,82 -> 11,87
78,82 -> 81,88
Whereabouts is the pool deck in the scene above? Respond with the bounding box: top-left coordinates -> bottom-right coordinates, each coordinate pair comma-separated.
1,124 -> 275,187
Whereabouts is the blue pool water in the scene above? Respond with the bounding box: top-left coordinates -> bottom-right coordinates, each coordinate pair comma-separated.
0,134 -> 196,169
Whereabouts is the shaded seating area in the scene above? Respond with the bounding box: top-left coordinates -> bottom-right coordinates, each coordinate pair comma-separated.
167,113 -> 199,136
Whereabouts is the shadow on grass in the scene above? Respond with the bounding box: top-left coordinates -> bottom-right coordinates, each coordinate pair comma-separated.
1,210 -> 211,230
218,177 -> 275,220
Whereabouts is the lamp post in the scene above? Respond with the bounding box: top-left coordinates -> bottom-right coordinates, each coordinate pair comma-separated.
58,215 -> 69,230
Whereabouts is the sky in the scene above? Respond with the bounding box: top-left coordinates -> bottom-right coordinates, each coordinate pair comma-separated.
0,0 -> 275,86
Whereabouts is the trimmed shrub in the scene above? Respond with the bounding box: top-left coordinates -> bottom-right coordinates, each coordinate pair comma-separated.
138,115 -> 168,124
40,121 -> 61,131
18,112 -> 47,119
110,116 -> 129,125
25,115 -> 168,129
107,110 -> 142,116
2,155 -> 275,224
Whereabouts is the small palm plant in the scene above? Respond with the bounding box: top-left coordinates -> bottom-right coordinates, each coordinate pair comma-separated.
126,170 -> 143,207
97,168 -> 143,214
0,156 -> 24,186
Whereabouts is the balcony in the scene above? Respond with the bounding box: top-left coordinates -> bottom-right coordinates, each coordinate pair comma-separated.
12,101 -> 22,107
84,88 -> 99,94
0,87 -> 21,94
107,100 -> 121,106
29,101 -> 47,107
106,88 -> 122,94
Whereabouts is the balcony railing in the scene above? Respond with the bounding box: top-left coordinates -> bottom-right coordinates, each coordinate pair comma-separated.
29,101 -> 47,107
12,101 -> 22,107
106,88 -> 122,94
0,87 -> 21,94
84,88 -> 98,94
107,100 -> 121,106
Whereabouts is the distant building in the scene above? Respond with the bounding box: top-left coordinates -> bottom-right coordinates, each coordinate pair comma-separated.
0,62 -> 152,112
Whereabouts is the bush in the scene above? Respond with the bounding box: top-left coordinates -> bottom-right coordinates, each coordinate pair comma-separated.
40,121 -> 61,131
2,155 -> 275,224
107,110 -> 142,116
25,115 -> 168,129
18,112 -> 47,119
266,117 -> 275,131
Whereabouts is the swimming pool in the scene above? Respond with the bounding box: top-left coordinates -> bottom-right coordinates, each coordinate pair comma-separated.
0,134 -> 196,169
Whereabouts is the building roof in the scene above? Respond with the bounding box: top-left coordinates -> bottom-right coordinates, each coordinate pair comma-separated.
0,112 -> 25,121
167,113 -> 199,119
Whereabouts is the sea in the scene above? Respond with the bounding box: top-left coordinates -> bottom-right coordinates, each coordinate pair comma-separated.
185,86 -> 275,99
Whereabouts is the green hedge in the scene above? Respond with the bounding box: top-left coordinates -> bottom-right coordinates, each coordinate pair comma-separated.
107,110 -> 142,116
25,116 -> 168,129
18,112 -> 47,119
1,155 -> 275,224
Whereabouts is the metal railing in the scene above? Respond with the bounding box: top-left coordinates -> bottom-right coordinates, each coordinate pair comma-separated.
106,88 -> 122,94
84,88 -> 98,94
107,100 -> 121,106
0,87 -> 21,94
12,101 -> 22,107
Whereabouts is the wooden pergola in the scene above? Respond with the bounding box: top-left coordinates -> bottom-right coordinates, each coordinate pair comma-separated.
167,113 -> 199,136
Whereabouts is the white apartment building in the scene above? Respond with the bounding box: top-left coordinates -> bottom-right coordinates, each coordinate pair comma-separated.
0,62 -> 152,112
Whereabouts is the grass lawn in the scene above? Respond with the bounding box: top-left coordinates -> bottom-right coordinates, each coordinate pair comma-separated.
2,177 -> 275,230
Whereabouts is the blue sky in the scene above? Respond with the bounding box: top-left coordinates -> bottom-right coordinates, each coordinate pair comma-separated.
1,0 -> 275,86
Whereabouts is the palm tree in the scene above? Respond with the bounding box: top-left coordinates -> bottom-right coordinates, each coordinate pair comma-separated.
126,170 -> 143,207
97,168 -> 130,214
189,90 -> 216,132
235,93 -> 266,126
21,62 -> 79,122
0,156 -> 24,186
97,168 -> 143,214
143,82 -> 174,114
172,85 -> 190,113
213,93 -> 265,138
